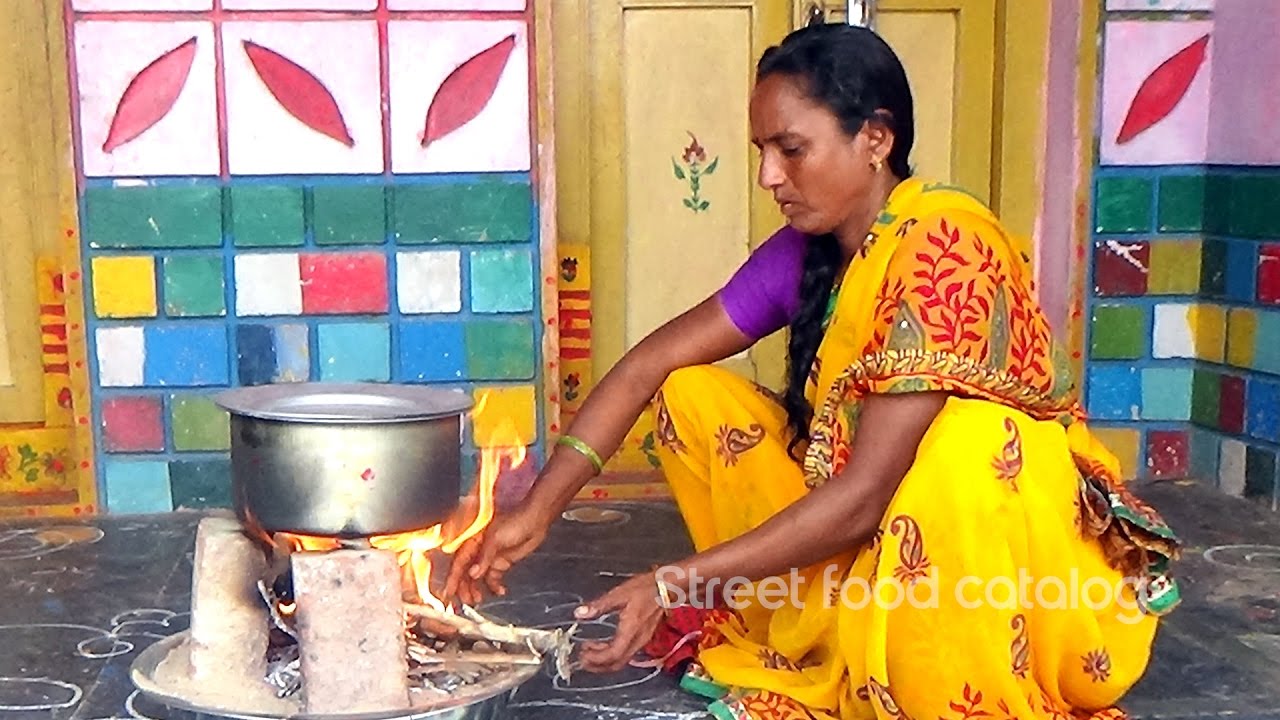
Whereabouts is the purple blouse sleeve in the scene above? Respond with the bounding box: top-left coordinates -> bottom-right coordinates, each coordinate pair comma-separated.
716,226 -> 808,341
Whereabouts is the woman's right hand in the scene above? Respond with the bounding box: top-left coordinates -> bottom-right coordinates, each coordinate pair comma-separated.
442,504 -> 551,607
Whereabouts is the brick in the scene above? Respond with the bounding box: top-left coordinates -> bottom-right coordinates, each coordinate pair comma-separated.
313,184 -> 386,246
1156,174 -> 1205,233
1245,378 -> 1280,444
300,252 -> 388,314
1191,303 -> 1226,363
1090,305 -> 1146,359
1086,366 -> 1141,421
1244,446 -> 1277,506
317,322 -> 390,381
230,185 -> 304,247
274,324 -> 310,382
84,184 -> 223,249
465,319 -> 535,380
1146,430 -> 1189,479
1257,244 -> 1280,305
237,324 -> 277,386
1225,241 -> 1257,303
1092,427 -> 1141,480
1219,439 -> 1247,496
471,385 -> 537,447
1188,428 -> 1219,486
1199,238 -> 1227,297
169,459 -> 232,509
1228,175 -> 1280,238
393,180 -> 531,244
101,396 -> 164,452
91,256 -> 157,318
1147,240 -> 1201,295
171,394 -> 230,451
291,549 -> 410,715
103,459 -> 172,513
1256,312 -> 1280,375
96,326 -> 145,387
1152,304 -> 1195,359
1203,173 -> 1232,236
397,251 -> 462,314
400,322 -> 465,382
189,516 -> 269,686
143,326 -> 230,386
1139,367 -> 1191,421
1094,176 -> 1152,234
163,255 -> 225,317
235,254 -> 302,316
1226,308 -> 1257,368
1093,241 -> 1149,297
1220,374 -> 1246,435
469,249 -> 533,312
1190,368 -> 1221,429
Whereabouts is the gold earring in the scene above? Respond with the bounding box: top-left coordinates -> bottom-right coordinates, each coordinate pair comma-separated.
871,157 -> 883,173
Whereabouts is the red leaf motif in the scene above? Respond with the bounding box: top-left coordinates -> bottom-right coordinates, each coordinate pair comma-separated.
422,34 -> 518,147
1117,34 -> 1210,144
243,40 -> 353,147
102,37 -> 198,153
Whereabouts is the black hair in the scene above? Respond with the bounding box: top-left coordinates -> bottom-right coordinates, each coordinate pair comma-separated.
756,22 -> 915,460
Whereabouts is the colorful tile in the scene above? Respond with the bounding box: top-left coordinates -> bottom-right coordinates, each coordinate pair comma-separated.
104,460 -> 173,514
274,325 -> 310,382
1246,378 -> 1280,443
84,184 -> 223,249
230,185 -> 304,247
1093,240 -> 1149,296
300,252 -> 389,314
387,21 -> 530,173
169,459 -> 232,510
1219,374 -> 1246,435
1105,0 -> 1213,9
234,253 -> 302,316
1189,428 -> 1220,486
91,256 -> 157,318
1190,367 -> 1221,428
1203,173 -> 1231,235
470,250 -> 534,313
223,0 -> 375,8
1147,240 -> 1201,295
1219,439 -> 1247,496
1191,303 -> 1226,363
1099,22 -> 1212,166
1226,307 -> 1257,368
317,322 -> 390,381
236,324 -> 276,386
397,251 -> 462,314
1199,238 -> 1227,297
1255,311 -> 1280,376
170,394 -> 230,451
163,256 -> 225,317
313,184 -> 386,246
1257,245 -> 1280,305
1244,447 -> 1277,505
74,21 -> 219,176
1152,303 -> 1195,359
1140,367 -> 1191,421
464,319 -> 535,380
1086,366 -> 1142,420
96,327 -> 145,387
74,0 -> 211,8
1229,175 -> 1280,239
399,322 -> 465,382
1091,305 -> 1147,359
471,385 -> 536,448
101,396 -> 164,452
1092,427 -> 1142,480
142,326 -> 230,386
393,180 -> 531,244
1094,176 -> 1154,233
1156,174 -> 1205,233
388,0 -> 525,8
222,21 -> 382,174
1146,430 -> 1189,479
1225,238 -> 1257,303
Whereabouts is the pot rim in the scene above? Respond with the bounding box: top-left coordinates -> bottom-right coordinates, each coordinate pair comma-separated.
215,382 -> 473,425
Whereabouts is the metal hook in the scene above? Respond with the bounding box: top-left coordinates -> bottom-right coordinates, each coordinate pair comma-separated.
806,2 -> 825,27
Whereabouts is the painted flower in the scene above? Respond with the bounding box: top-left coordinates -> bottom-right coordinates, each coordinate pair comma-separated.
682,133 -> 707,164
560,257 -> 579,282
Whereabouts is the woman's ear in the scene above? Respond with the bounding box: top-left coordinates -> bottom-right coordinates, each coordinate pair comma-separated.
864,121 -> 895,166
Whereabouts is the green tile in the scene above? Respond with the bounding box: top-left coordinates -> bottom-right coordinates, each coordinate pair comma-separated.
1147,240 -> 1202,295
1203,173 -> 1232,235
1228,175 -> 1280,239
1091,305 -> 1147,359
1200,238 -> 1228,297
470,249 -> 533,312
1140,367 -> 1192,421
1094,176 -> 1153,234
230,185 -> 304,247
1191,368 -> 1221,429
163,256 -> 225,317
169,459 -> 232,509
313,185 -> 386,246
394,181 -> 532,244
170,395 -> 230,451
464,319 -> 535,380
84,184 -> 223,249
1157,175 -> 1205,233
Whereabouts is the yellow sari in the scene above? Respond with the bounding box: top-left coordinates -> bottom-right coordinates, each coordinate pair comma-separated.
651,178 -> 1181,720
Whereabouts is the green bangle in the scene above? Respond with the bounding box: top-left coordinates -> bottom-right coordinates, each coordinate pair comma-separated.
557,434 -> 604,474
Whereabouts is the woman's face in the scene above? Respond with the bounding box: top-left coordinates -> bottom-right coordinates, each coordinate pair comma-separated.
749,73 -> 887,237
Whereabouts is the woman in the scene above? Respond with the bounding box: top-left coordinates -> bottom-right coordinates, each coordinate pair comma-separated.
445,23 -> 1181,720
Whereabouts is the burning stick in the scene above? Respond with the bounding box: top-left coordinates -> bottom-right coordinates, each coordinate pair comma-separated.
403,603 -> 576,681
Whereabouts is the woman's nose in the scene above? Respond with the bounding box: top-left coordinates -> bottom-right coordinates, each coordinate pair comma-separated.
757,153 -> 784,190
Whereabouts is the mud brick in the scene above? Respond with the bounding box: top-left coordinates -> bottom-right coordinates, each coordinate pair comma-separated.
291,548 -> 410,714
188,515 -> 269,685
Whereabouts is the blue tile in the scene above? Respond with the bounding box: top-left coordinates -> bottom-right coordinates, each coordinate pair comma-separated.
1225,241 -> 1258,303
143,326 -> 230,386
1086,366 -> 1142,421
317,322 -> 390,381
1256,311 -> 1280,376
400,322 -> 466,382
236,324 -> 276,386
273,324 -> 310,382
1189,428 -> 1221,486
104,460 -> 173,514
1140,367 -> 1192,421
1246,378 -> 1280,443
469,249 -> 534,313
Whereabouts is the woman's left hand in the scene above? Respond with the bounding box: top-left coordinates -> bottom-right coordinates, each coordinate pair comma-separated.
573,572 -> 667,673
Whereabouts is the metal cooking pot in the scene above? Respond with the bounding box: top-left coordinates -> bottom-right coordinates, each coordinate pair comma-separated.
215,383 -> 472,538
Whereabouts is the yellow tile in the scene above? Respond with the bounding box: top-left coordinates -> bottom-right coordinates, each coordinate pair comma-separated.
1191,303 -> 1226,363
1092,428 -> 1141,481
1227,307 -> 1257,368
472,386 -> 536,448
91,256 -> 156,318
1147,239 -> 1202,295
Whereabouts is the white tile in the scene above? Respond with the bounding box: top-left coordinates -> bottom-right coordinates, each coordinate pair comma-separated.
397,251 -> 462,314
1219,438 -> 1247,496
388,21 -> 530,173
75,21 -> 219,177
235,254 -> 302,316
389,0 -> 525,8
224,0 -> 375,8
1153,303 -> 1196,358
223,21 -> 382,175
96,327 -> 145,387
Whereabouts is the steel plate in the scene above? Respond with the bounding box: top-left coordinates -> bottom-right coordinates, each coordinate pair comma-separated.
215,383 -> 473,424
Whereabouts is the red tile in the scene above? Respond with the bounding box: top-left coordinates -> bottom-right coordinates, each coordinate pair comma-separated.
1220,374 -> 1246,434
101,396 -> 163,452
1146,430 -> 1189,479
300,253 -> 388,314
1094,241 -> 1150,296
1258,244 -> 1280,305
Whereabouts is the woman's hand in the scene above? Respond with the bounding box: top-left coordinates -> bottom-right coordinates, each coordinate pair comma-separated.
572,573 -> 667,673
442,504 -> 551,606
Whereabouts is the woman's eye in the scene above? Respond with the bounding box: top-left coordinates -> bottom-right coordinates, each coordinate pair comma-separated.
781,145 -> 802,156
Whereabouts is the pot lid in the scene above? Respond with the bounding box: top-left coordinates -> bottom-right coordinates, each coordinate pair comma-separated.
214,383 -> 473,424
